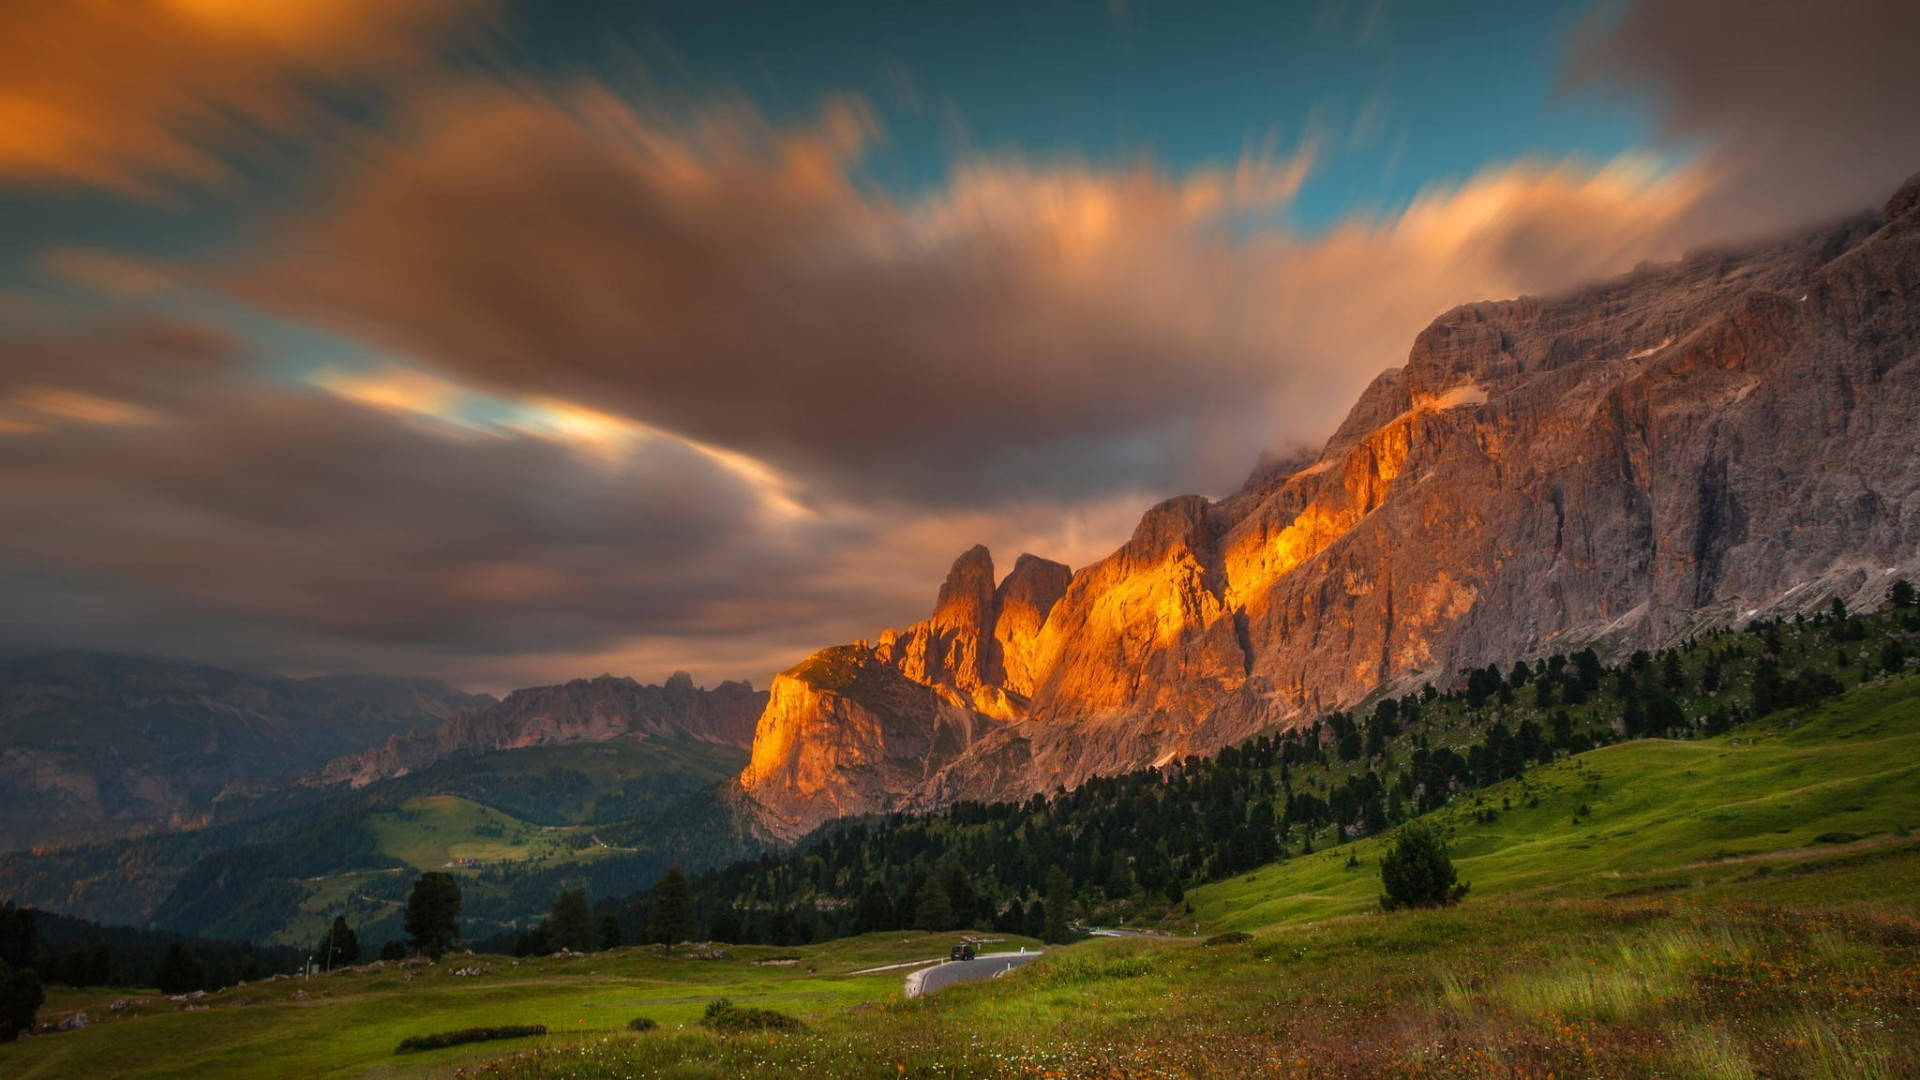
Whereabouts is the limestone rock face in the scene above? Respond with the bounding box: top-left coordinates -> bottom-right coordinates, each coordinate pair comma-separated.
736,548 -> 1069,836
994,554 -> 1074,698
307,673 -> 764,788
737,172 -> 1920,837
735,647 -> 998,837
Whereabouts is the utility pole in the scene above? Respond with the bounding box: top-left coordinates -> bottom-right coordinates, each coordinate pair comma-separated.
323,911 -> 339,976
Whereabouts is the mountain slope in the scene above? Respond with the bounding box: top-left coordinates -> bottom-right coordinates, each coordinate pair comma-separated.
307,671 -> 765,788
0,651 -> 491,852
739,171 -> 1920,837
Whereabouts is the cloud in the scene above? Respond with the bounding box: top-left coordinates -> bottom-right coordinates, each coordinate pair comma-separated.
0,0 -> 484,195
0,320 -> 906,688
240,84 -> 1729,516
35,247 -> 174,296
1566,0 -> 1920,234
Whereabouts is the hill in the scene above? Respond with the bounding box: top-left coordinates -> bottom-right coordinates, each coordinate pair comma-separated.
6,641 -> 1917,1076
0,736 -> 753,941
0,651 -> 491,852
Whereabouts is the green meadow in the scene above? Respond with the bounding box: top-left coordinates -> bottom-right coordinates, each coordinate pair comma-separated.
9,675 -> 1920,1078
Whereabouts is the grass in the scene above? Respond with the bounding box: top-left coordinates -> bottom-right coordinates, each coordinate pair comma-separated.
368,795 -> 602,870
1188,673 -> 1920,931
1,932 -> 1033,1079
10,674 -> 1920,1078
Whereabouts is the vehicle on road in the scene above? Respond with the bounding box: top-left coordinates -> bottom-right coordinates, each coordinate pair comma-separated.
948,943 -> 976,961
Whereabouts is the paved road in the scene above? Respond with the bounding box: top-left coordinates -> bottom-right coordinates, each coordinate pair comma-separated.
906,951 -> 1041,998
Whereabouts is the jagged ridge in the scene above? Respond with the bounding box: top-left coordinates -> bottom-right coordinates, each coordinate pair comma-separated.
738,172 -> 1920,838
308,672 -> 765,789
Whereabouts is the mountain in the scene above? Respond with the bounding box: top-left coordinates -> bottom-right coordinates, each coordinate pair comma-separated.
0,651 -> 491,852
738,170 -> 1920,838
306,672 -> 765,788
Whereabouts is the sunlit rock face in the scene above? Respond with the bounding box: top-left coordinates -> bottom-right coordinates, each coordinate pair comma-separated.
737,548 -> 1069,835
308,673 -> 765,788
739,173 -> 1920,837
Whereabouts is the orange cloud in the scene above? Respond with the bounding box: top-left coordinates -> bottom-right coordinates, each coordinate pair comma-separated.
0,0 -> 485,196
242,84 -> 1733,511
36,246 -> 173,296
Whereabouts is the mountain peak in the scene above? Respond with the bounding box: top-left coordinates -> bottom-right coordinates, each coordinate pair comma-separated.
733,174 -> 1920,837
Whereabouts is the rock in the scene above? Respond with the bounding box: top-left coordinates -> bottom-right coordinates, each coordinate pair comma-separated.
54,1012 -> 86,1031
735,173 -> 1920,835
306,674 -> 766,788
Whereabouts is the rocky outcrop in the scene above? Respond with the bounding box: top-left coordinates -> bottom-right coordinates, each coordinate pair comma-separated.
736,548 -> 1070,835
307,672 -> 764,788
738,171 -> 1920,837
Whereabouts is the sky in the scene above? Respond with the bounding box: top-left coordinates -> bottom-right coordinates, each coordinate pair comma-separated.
1,0 -> 1916,694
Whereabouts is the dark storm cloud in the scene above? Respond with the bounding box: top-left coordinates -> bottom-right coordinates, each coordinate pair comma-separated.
1567,0 -> 1920,234
240,88 -> 1316,508
0,319 -> 913,685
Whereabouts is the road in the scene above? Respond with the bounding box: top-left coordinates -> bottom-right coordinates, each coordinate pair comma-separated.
905,950 -> 1041,998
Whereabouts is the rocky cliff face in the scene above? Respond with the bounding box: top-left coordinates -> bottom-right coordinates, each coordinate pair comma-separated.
736,548 -> 1069,835
738,173 -> 1920,838
308,672 -> 764,788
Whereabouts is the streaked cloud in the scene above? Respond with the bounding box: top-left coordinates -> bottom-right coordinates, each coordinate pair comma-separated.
239,84 -> 1724,518
0,0 -> 485,195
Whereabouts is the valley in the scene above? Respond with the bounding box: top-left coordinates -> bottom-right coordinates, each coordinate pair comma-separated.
7,662 -> 1917,1078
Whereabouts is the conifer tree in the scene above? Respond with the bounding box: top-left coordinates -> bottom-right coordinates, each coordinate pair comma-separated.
645,867 -> 696,944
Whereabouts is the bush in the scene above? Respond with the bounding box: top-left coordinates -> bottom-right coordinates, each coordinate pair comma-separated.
394,1025 -> 547,1054
700,997 -> 804,1032
1379,821 -> 1470,911
627,1016 -> 658,1033
1203,931 -> 1252,947
1812,831 -> 1862,845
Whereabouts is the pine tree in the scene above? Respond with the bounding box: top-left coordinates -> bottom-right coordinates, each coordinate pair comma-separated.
911,875 -> 954,931
544,888 -> 596,952
645,867 -> 696,945
1890,578 -> 1916,608
854,879 -> 893,933
155,944 -> 203,993
1042,866 -> 1073,943
317,915 -> 359,970
405,872 -> 462,960
1378,821 -> 1469,911
0,960 -> 42,1041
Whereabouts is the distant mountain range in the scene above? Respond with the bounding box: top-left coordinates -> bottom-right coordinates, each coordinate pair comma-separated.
0,651 -> 492,852
304,671 -> 764,789
737,169 -> 1920,837
0,656 -> 764,939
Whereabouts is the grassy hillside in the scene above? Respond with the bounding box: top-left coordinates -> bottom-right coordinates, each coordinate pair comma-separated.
0,737 -> 751,944
4,932 -> 1031,1079
9,671 -> 1918,1077
1190,672 -> 1920,930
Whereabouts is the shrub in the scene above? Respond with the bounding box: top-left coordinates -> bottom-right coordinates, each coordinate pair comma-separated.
627,1016 -> 658,1033
700,997 -> 804,1033
1203,931 -> 1252,947
1379,821 -> 1470,911
1812,831 -> 1862,845
394,1025 -> 547,1054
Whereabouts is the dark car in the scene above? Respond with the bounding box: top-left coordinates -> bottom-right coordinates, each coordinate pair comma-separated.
948,944 -> 976,961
